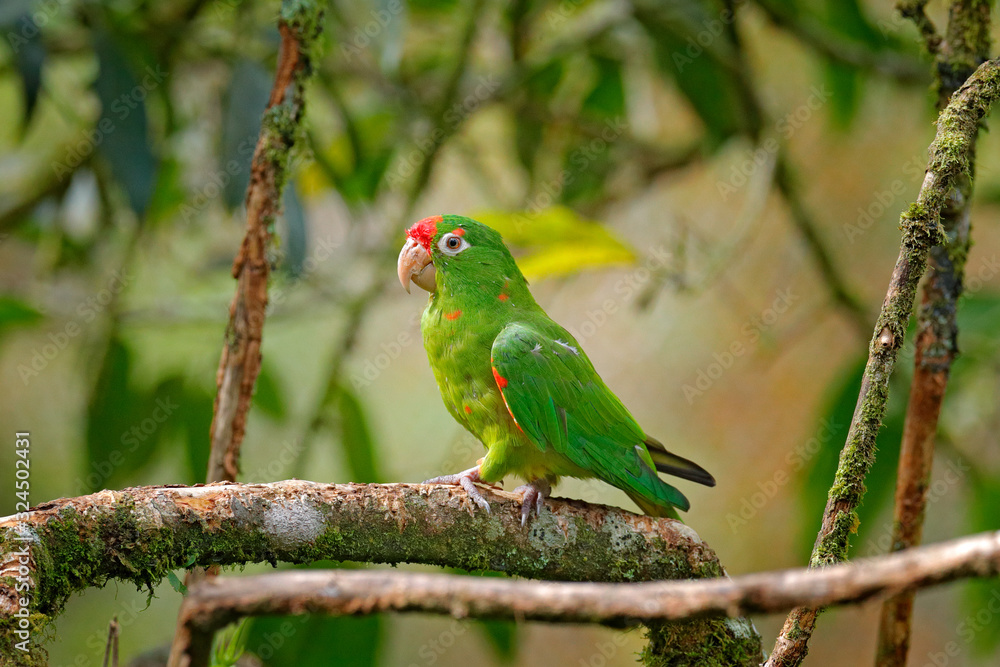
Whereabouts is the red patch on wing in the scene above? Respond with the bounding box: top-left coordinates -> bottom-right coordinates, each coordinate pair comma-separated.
406,215 -> 442,252
498,293 -> 509,302
464,405 -> 472,414
444,310 -> 462,320
492,372 -> 523,433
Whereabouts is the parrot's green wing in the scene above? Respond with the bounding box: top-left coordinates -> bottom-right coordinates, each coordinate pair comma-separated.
490,322 -> 696,512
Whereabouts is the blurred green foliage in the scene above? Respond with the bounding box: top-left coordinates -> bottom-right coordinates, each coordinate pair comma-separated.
0,0 -> 998,665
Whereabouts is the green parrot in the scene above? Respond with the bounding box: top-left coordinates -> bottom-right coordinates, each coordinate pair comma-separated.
397,214 -> 714,524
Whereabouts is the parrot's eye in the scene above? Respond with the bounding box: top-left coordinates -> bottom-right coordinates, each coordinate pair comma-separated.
438,232 -> 470,256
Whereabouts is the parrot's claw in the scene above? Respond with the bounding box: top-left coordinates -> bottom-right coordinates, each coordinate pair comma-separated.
513,479 -> 550,527
423,465 -> 492,514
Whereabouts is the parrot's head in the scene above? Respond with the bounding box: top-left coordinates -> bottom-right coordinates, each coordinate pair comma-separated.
397,215 -> 518,294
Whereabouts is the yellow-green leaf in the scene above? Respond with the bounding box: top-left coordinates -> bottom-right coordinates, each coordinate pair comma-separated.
472,207 -> 636,279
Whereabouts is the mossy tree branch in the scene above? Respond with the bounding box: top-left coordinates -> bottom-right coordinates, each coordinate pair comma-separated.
876,4 -> 989,665
766,57 -> 1000,667
0,481 -> 761,665
206,1 -> 323,484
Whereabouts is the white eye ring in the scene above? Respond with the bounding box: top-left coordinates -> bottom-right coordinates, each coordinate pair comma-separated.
438,232 -> 470,256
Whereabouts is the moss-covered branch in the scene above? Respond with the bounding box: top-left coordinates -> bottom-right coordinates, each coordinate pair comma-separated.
0,481 -> 761,665
876,4 -> 989,665
766,57 -> 1000,667
207,0 -> 323,483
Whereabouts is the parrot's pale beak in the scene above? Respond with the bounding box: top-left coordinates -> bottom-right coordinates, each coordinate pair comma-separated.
397,238 -> 436,293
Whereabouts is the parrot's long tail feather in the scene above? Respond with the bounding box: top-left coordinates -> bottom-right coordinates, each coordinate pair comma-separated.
644,437 -> 716,487
627,491 -> 682,520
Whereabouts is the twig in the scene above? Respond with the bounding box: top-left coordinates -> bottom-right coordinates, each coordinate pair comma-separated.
717,1 -> 870,333
293,0 -> 486,476
875,4 -> 988,665
766,57 -> 1000,667
752,0 -> 929,83
774,154 -> 870,333
205,4 -> 323,483
102,617 -> 120,667
897,0 -> 942,55
174,529 -> 1000,631
0,481 -> 760,664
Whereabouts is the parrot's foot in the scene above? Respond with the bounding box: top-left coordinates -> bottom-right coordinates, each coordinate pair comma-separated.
423,465 -> 494,514
513,479 -> 551,527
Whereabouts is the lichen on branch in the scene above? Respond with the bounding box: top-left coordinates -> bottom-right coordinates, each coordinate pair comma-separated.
0,481 -> 761,664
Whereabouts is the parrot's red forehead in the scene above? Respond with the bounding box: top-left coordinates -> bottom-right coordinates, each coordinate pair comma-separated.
406,215 -> 443,252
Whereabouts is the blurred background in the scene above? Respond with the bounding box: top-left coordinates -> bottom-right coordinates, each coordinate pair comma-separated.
1,0 -> 999,665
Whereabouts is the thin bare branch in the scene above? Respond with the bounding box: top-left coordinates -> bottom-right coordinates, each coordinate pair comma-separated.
206,6 -> 322,484
172,529 -> 1000,635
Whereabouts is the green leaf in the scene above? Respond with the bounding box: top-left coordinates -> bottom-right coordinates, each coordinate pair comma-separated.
514,117 -> 544,174
281,184 -> 308,279
636,6 -> 744,146
179,380 -> 215,485
0,296 -> 43,335
472,207 -> 637,279
961,476 -> 1000,655
477,619 -> 519,663
582,55 -> 625,119
525,59 -> 564,99
85,337 -> 145,493
145,157 -> 188,225
246,615 -> 382,667
221,59 -> 272,209
212,620 -> 250,667
253,361 -> 288,420
4,8 -> 46,130
92,31 -> 160,218
823,60 -> 860,130
818,0 -> 879,129
166,570 -> 187,595
338,385 -> 381,483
